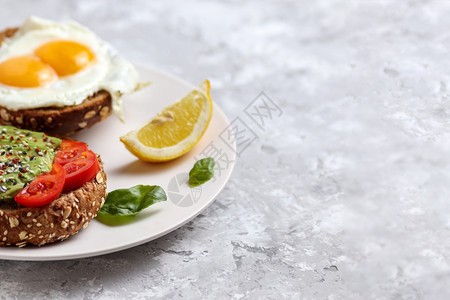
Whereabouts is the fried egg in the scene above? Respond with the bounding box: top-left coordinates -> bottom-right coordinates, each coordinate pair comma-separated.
0,16 -> 139,119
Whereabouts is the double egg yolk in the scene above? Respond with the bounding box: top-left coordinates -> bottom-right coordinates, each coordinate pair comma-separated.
0,40 -> 95,88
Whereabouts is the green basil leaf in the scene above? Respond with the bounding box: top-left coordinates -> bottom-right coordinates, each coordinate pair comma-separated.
99,185 -> 166,216
189,157 -> 215,187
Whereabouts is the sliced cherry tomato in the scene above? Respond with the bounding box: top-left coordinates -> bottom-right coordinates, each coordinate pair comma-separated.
58,140 -> 89,150
63,150 -> 99,192
14,163 -> 66,207
55,140 -> 89,166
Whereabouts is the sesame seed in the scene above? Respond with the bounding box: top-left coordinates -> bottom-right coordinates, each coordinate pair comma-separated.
18,231 -> 27,240
8,216 -> 18,228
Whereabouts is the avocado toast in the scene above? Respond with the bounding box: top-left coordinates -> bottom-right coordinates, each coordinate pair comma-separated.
0,125 -> 106,246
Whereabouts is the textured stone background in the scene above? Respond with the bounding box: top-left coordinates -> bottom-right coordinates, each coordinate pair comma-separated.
0,0 -> 450,299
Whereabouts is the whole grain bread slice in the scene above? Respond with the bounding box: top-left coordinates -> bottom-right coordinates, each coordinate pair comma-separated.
0,157 -> 107,247
0,27 -> 113,136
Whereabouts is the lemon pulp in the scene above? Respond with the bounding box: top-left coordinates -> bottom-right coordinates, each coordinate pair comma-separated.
120,80 -> 213,162
137,91 -> 204,148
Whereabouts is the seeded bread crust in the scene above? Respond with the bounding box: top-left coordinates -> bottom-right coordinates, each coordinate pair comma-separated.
0,27 -> 113,136
0,157 -> 107,247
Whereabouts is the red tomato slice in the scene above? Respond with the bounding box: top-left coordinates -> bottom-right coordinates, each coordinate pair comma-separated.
14,163 -> 66,207
63,150 -> 99,192
59,140 -> 88,150
55,140 -> 89,166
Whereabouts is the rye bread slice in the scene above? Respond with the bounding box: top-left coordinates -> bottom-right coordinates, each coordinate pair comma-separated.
0,27 -> 113,136
0,156 -> 107,247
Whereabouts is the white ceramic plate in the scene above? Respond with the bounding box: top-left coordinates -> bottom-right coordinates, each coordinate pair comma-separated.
0,65 -> 236,261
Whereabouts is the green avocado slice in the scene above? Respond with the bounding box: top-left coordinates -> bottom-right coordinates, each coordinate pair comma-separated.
0,125 -> 61,202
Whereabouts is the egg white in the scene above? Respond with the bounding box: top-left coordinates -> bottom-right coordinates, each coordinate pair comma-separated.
0,16 -> 139,118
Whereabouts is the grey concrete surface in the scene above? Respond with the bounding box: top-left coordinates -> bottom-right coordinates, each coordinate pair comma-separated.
0,0 -> 449,299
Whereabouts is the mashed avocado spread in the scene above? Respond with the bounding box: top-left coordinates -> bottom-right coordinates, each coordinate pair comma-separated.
0,126 -> 61,202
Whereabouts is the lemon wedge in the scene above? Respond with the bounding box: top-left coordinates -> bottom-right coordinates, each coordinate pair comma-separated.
120,80 -> 213,162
